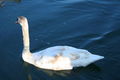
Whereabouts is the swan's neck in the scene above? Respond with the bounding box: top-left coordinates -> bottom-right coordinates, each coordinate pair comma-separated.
21,21 -> 30,53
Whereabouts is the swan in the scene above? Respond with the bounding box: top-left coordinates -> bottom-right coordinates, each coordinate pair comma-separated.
16,16 -> 104,71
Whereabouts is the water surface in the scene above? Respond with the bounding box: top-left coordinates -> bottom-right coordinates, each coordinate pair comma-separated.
0,0 -> 120,80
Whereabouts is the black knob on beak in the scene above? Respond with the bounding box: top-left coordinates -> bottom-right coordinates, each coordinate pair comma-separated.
15,18 -> 19,24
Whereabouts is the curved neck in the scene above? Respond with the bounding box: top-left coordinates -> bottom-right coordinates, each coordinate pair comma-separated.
21,21 -> 30,52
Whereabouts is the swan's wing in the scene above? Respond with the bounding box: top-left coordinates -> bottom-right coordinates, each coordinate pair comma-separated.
33,46 -> 90,61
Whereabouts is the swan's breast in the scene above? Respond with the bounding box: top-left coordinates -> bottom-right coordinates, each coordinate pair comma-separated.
22,52 -> 35,64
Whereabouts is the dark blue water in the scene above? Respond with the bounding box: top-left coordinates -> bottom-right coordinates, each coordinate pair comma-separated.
0,0 -> 120,80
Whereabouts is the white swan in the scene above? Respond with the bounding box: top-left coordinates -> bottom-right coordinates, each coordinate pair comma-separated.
16,16 -> 104,71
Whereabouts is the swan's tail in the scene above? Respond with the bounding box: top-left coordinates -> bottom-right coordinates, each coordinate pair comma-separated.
83,54 -> 104,67
91,54 -> 104,61
72,54 -> 104,67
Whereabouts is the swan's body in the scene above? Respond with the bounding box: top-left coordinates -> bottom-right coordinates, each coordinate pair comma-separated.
16,16 -> 104,70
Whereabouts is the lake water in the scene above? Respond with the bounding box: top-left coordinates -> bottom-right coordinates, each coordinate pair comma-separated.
0,0 -> 120,80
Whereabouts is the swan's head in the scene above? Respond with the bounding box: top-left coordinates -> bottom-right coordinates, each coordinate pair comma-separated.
16,16 -> 28,26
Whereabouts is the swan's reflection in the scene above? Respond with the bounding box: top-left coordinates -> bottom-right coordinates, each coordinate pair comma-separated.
40,69 -> 72,77
23,62 -> 33,80
27,73 -> 32,80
